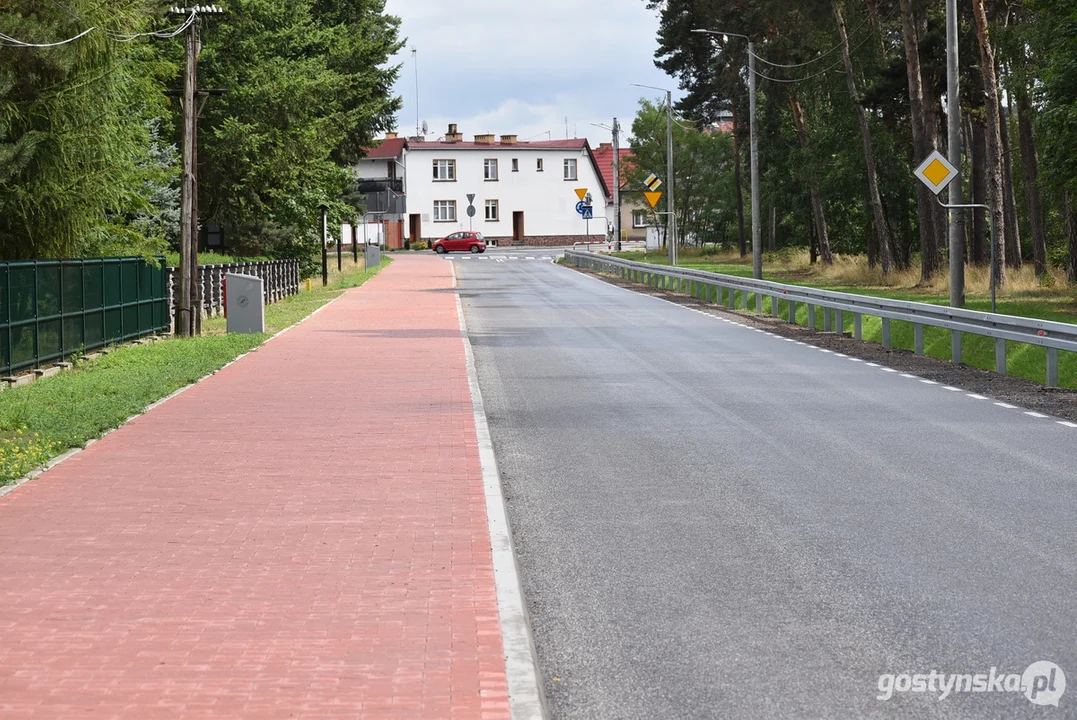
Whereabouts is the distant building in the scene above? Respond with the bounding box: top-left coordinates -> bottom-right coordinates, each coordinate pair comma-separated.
592,143 -> 649,244
357,124 -> 611,247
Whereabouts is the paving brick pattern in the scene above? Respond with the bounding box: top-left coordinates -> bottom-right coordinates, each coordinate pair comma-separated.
0,256 -> 510,719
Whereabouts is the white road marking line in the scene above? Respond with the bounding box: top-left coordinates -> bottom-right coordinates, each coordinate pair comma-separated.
900,373 -> 916,378
1025,411 -> 1049,418
849,358 -> 863,362
1058,421 -> 1077,428
526,256 -> 536,259
967,394 -> 988,400
819,349 -> 833,354
994,402 -> 1019,409
865,362 -> 879,367
920,380 -> 938,385
943,386 -> 962,391
881,368 -> 898,373
833,353 -> 847,357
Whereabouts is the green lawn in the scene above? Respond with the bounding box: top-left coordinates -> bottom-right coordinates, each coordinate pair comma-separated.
604,251 -> 1077,389
0,257 -> 389,486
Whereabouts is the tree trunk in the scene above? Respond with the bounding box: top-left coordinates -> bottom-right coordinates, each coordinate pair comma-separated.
834,0 -> 893,274
731,99 -> 747,257
789,94 -> 833,264
899,0 -> 940,281
969,116 -> 987,265
1066,189 -> 1077,284
1017,88 -> 1048,275
768,202 -> 777,251
919,30 -> 949,261
810,212 -> 819,264
999,95 -> 1022,268
973,0 -> 1006,287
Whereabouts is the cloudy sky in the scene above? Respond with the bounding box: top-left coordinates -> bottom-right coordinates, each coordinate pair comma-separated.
383,0 -> 683,147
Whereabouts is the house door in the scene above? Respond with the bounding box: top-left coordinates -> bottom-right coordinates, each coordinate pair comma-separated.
512,211 -> 524,246
409,214 -> 422,245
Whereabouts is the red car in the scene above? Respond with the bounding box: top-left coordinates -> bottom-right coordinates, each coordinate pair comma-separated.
433,231 -> 486,254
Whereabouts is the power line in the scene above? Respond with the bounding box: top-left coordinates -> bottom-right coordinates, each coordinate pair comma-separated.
0,13 -> 194,48
750,12 -> 887,85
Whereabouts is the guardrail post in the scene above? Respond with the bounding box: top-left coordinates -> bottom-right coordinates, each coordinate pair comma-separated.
755,293 -> 762,314
771,296 -> 779,318
823,308 -> 832,333
995,338 -> 1007,375
914,324 -> 924,355
740,290 -> 747,310
788,300 -> 796,323
854,313 -> 862,340
727,288 -> 735,309
1047,348 -> 1059,388
836,309 -> 844,336
882,318 -> 891,348
951,331 -> 962,364
807,304 -> 815,329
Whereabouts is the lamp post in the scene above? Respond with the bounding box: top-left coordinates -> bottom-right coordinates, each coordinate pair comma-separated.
319,203 -> 329,286
632,83 -> 677,265
692,28 -> 760,280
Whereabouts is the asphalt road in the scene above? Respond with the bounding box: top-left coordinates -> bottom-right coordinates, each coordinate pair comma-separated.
455,251 -> 1077,719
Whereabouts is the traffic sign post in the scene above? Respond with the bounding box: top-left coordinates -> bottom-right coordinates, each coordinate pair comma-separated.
914,151 -> 996,313
466,193 -> 476,231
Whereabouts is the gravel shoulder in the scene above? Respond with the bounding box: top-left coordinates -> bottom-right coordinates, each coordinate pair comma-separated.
565,262 -> 1077,422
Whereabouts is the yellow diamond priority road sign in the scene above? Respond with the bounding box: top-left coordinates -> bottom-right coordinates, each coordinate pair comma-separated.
914,150 -> 958,196
644,173 -> 662,192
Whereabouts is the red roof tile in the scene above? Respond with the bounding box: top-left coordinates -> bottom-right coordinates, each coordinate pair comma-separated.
406,138 -> 590,151
364,137 -> 407,159
592,145 -> 636,200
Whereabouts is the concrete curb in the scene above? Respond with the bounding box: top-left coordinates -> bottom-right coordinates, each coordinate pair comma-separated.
0,271 -> 374,501
453,262 -> 548,720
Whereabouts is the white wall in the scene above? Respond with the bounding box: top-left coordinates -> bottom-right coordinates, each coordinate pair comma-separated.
403,145 -> 608,240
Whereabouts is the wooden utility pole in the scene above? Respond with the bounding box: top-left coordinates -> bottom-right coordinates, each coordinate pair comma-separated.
171,5 -> 223,337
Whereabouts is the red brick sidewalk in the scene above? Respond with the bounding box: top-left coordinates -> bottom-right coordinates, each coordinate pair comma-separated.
0,257 -> 510,719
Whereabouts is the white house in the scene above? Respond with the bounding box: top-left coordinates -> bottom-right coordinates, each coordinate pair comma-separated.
358,124 -> 611,247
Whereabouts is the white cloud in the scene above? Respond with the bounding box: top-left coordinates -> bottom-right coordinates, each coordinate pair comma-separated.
385,0 -> 683,147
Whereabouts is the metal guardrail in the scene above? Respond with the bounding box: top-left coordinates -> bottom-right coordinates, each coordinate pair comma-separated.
566,250 -> 1077,387
572,240 -> 647,253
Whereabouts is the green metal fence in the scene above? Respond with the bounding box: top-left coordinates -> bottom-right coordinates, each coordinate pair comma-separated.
0,257 -> 168,376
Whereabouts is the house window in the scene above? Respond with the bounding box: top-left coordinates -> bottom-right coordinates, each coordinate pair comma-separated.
433,200 -> 456,222
433,159 -> 455,181
564,158 -> 578,180
633,211 -> 648,228
387,161 -> 396,179
537,158 -> 544,172
512,158 -> 519,172
485,199 -> 499,221
484,159 -> 498,181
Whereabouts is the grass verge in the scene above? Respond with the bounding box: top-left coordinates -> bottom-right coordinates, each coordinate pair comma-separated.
0,257 -> 389,486
597,250 -> 1077,388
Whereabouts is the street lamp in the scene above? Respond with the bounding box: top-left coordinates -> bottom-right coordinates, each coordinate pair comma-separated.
631,83 -> 677,265
692,28 -> 761,280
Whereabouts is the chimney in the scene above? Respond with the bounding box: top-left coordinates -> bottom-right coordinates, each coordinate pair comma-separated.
385,132 -> 398,140
445,123 -> 462,142
474,134 -> 495,145
499,135 -> 518,145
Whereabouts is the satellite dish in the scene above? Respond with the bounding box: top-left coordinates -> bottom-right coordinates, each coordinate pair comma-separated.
421,120 -> 428,135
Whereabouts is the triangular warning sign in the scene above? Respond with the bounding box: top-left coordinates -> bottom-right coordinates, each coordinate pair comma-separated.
644,191 -> 663,209
574,188 -> 588,201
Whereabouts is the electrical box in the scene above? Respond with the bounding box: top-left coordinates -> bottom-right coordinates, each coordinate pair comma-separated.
225,273 -> 265,334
